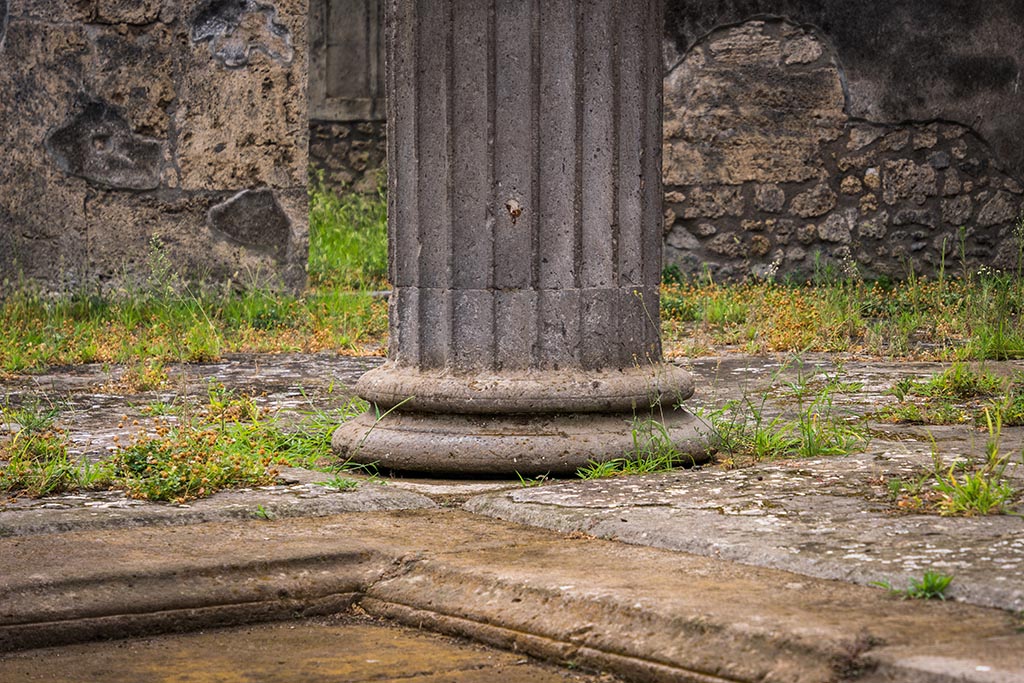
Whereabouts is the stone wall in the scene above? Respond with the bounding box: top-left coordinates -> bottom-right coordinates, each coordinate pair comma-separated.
0,0 -> 309,295
662,2 -> 1024,281
308,119 -> 385,193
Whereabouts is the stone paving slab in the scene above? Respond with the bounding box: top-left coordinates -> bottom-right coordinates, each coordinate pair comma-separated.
465,355 -> 1024,615
0,618 -> 617,683
464,456 -> 1024,613
1,511 -> 1021,683
0,465 -> 435,537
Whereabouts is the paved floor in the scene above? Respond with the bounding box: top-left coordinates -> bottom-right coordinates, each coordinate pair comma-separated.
2,353 -> 1024,682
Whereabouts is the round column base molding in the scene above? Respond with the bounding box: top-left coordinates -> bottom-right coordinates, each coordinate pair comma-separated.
331,408 -> 715,476
355,362 -> 695,415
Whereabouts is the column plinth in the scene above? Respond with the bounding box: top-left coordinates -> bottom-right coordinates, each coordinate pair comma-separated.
332,0 -> 712,474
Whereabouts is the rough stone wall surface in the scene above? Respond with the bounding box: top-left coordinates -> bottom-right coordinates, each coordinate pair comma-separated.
0,0 -> 309,295
308,119 -> 385,193
662,17 -> 1024,281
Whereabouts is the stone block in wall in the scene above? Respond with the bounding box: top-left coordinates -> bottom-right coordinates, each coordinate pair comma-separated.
790,183 -> 836,218
753,184 -> 785,213
817,209 -> 855,244
681,186 -> 744,220
976,191 -> 1022,228
857,215 -> 888,240
882,160 -> 937,206
941,196 -> 972,226
847,125 -> 885,152
891,209 -> 935,229
0,1 -> 309,294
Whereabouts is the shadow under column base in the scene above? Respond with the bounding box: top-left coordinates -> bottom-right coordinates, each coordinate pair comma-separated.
331,409 -> 715,476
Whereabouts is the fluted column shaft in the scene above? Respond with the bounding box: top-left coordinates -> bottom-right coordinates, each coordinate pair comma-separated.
334,0 -> 708,474
388,0 -> 664,375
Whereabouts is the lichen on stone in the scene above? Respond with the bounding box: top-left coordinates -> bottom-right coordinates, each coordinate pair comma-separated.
190,0 -> 293,68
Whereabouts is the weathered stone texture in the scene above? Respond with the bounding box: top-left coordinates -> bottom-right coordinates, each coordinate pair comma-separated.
0,0 -> 308,294
662,16 -> 1024,282
46,101 -> 164,190
335,0 -> 708,475
308,120 -> 386,193
663,21 -> 844,188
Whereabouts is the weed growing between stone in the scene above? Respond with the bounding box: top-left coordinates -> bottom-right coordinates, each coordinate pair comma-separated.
516,471 -> 550,487
1,387 -> 363,503
886,410 -> 1021,515
877,363 -> 1024,427
871,570 -> 954,600
576,418 -> 696,479
317,475 -> 359,491
0,402 -> 107,497
110,415 -> 278,502
699,361 -> 869,464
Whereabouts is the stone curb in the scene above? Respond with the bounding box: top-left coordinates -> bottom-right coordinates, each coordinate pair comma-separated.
1,511 -> 1021,682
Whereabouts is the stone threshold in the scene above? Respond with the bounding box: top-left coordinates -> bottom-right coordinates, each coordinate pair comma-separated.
1,510 -> 1020,682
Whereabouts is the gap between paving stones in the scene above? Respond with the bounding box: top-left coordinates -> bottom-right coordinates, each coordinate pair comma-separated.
1,510 -> 1022,683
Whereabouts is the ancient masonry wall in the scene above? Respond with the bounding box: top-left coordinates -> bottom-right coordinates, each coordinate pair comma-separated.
662,19 -> 1024,282
308,3 -> 1024,283
309,119 -> 385,193
0,0 -> 309,294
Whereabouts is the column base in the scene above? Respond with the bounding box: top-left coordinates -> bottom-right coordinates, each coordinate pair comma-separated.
331,408 -> 715,476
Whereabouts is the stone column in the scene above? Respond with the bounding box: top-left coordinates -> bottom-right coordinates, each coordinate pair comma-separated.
333,0 -> 709,474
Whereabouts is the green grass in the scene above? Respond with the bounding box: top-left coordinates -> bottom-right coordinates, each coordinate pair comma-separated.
907,363 -> 1003,400
0,402 -> 110,497
576,418 -> 697,479
700,361 -> 869,465
308,180 -> 388,290
317,475 -> 360,491
871,571 -> 954,600
661,266 -> 1024,361
875,400 -> 970,426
